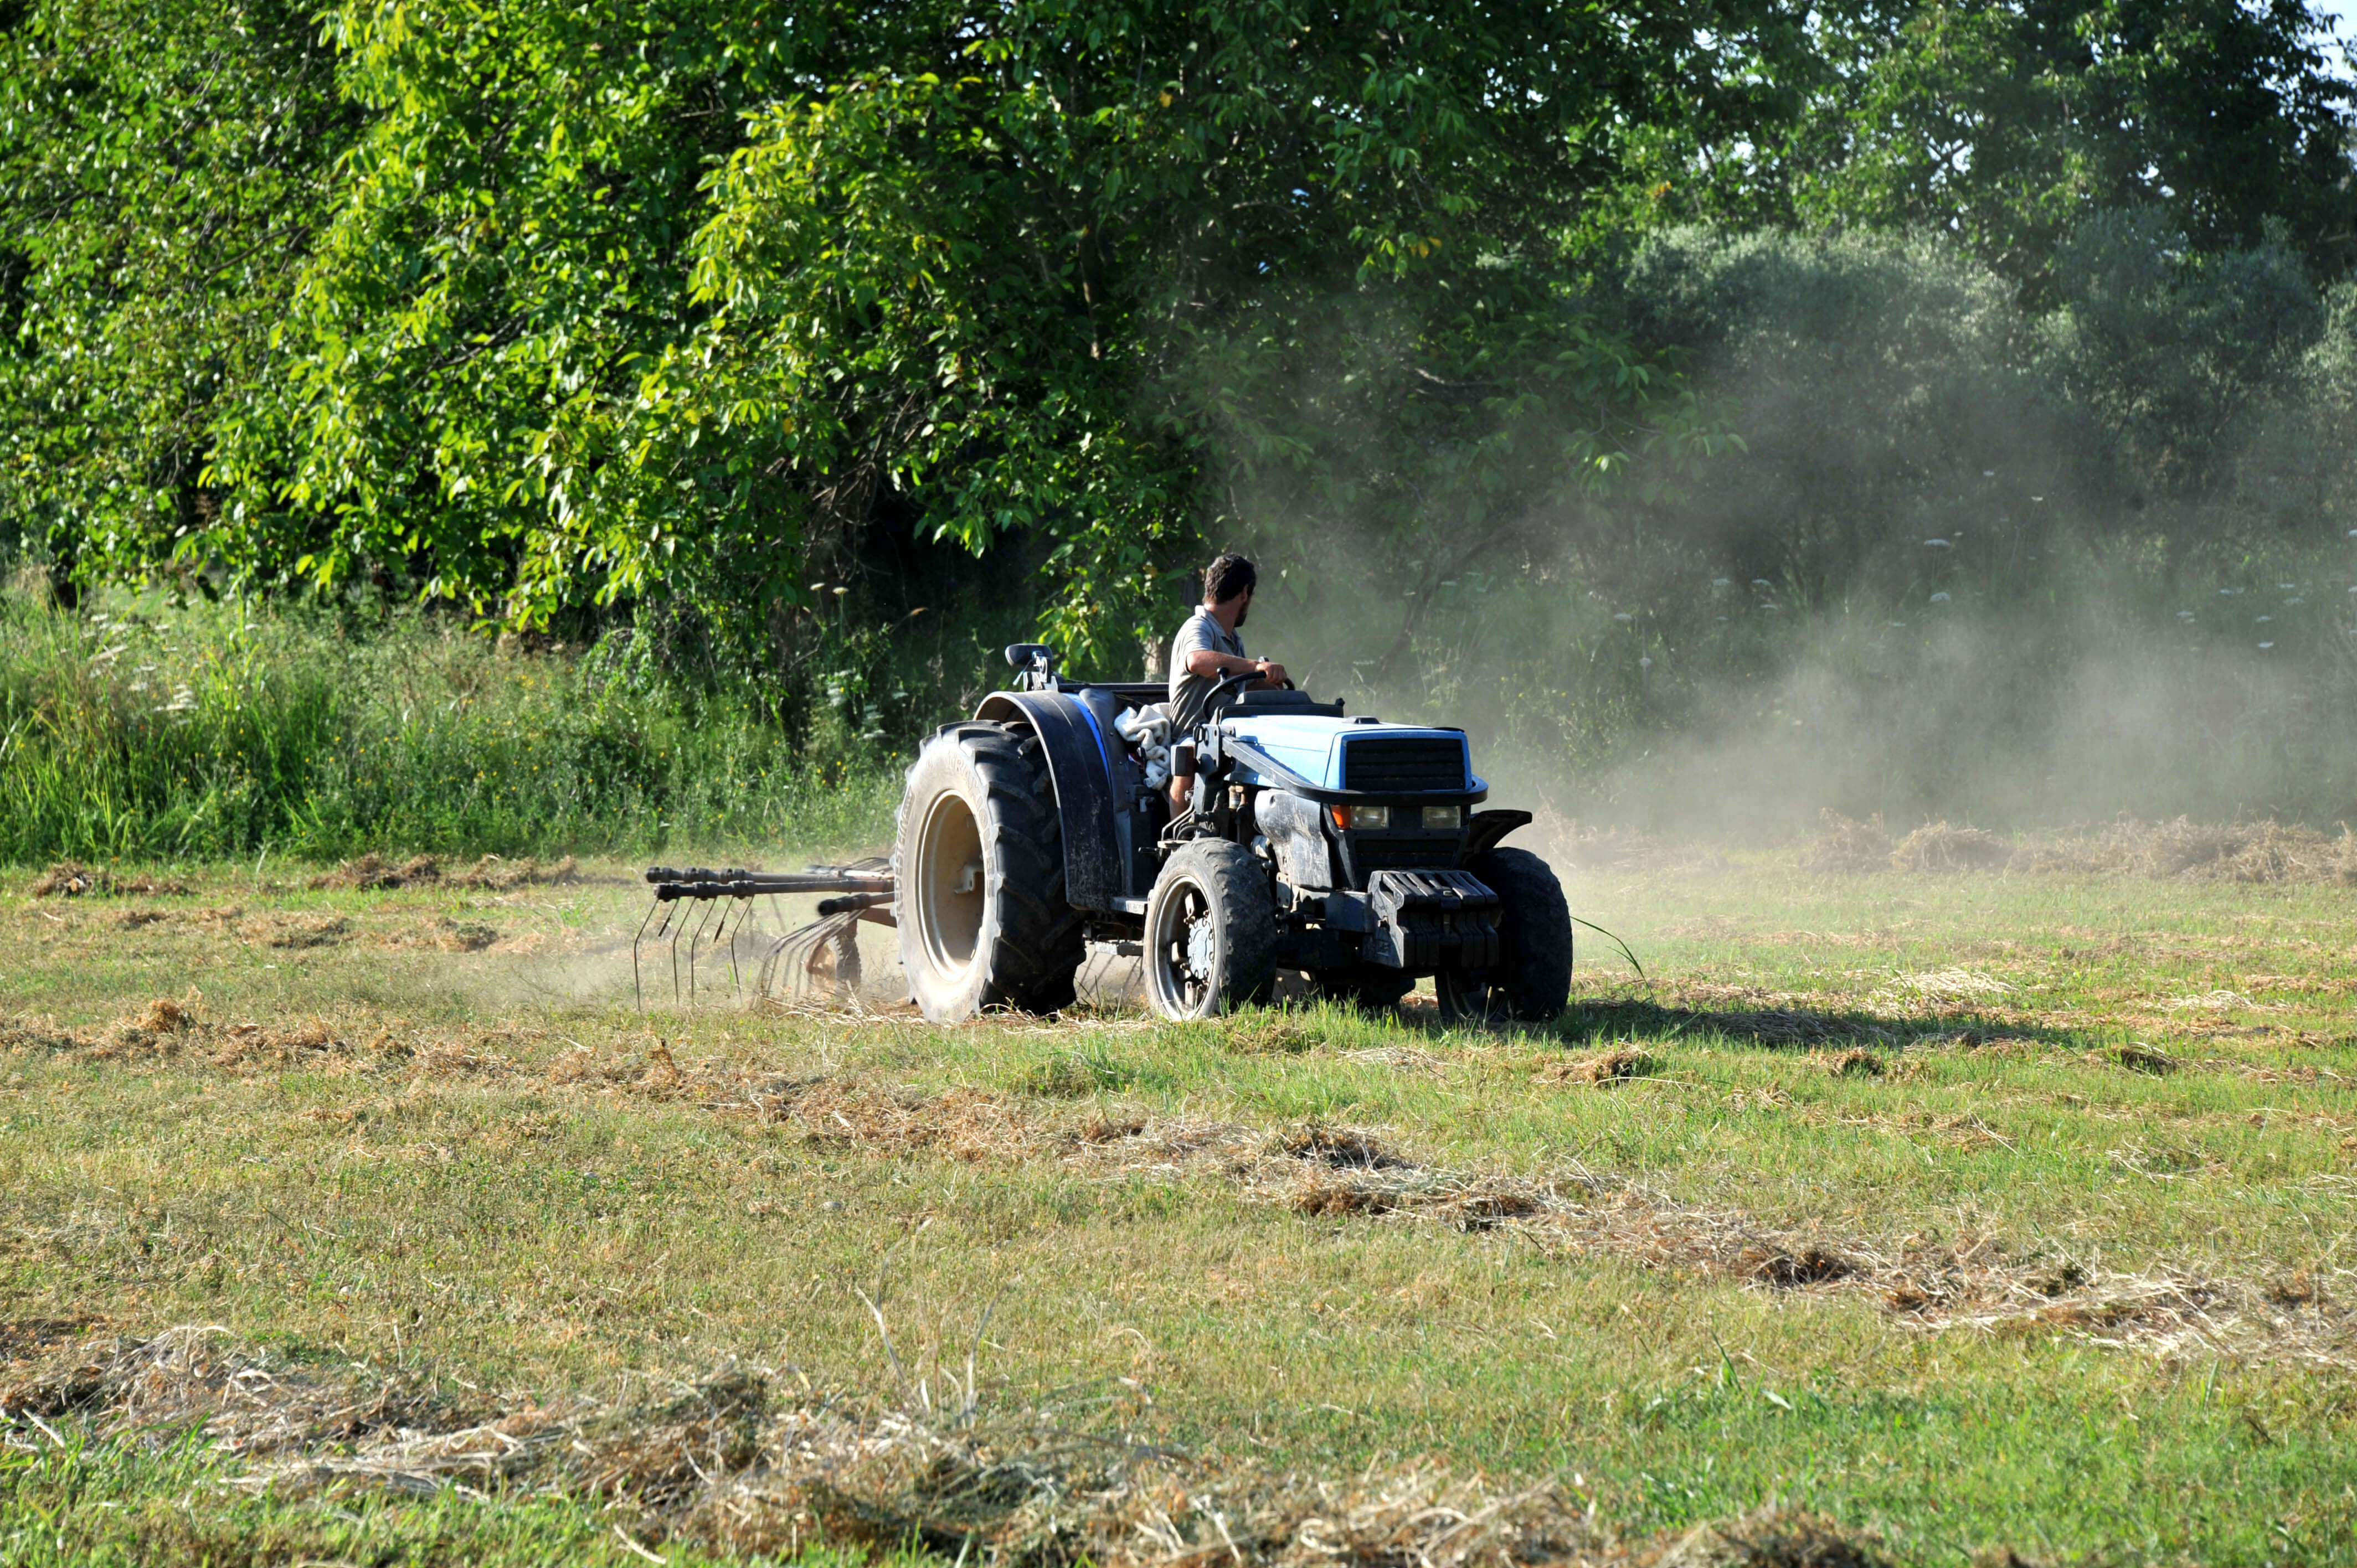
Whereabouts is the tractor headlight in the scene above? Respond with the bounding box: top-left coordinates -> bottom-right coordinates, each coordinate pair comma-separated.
1421,805 -> 1462,831
1331,804 -> 1390,830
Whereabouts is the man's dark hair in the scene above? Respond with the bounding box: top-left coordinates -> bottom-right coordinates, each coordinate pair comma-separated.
1203,553 -> 1257,604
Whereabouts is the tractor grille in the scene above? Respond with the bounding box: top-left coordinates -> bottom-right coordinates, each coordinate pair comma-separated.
1347,837 -> 1463,876
1342,736 -> 1468,793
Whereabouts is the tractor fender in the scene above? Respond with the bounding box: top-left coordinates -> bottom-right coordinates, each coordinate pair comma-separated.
1465,808 -> 1533,857
1254,789 -> 1335,891
974,690 -> 1121,910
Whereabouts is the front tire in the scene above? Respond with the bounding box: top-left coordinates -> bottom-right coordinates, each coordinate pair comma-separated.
1143,842 -> 1277,1019
894,725 -> 1085,1022
1435,847 -> 1572,1025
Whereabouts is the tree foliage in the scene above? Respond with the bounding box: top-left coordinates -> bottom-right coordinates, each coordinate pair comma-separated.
0,0 -> 353,588
3,0 -> 2356,695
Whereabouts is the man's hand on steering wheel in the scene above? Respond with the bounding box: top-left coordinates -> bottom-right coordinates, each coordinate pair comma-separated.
1201,662 -> 1293,720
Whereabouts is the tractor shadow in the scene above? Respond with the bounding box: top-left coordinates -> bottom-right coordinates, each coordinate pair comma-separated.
1393,993 -> 2081,1051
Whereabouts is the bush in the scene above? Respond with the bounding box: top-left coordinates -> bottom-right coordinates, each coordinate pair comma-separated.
0,582 -> 898,864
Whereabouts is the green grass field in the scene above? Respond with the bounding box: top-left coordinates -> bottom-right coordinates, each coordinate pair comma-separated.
1,844 -> 2353,1565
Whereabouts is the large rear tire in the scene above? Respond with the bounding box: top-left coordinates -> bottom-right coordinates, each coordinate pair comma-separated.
1434,847 -> 1572,1025
895,725 -> 1086,1021
1143,842 -> 1277,1019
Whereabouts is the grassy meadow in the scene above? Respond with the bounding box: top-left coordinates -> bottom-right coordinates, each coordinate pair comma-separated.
0,844 -> 2351,1565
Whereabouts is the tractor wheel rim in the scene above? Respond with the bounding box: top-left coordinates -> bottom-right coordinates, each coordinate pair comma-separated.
1148,876 -> 1215,1015
1438,969 -> 1495,1024
915,786 -> 986,980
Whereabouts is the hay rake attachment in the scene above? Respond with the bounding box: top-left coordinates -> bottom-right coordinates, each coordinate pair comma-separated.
636,862 -> 896,1008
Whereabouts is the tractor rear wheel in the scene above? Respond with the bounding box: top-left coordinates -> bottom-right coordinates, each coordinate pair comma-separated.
895,724 -> 1086,1021
1434,847 -> 1572,1025
1143,841 -> 1277,1019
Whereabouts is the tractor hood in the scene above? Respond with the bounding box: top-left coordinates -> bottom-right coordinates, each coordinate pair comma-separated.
1219,714 -> 1483,797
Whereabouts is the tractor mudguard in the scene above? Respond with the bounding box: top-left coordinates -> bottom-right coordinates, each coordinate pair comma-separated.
1465,808 -> 1534,856
1253,789 -> 1335,890
974,690 -> 1123,909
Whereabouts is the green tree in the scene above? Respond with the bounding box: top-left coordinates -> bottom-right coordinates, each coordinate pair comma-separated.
207,0 -> 1765,674
0,0 -> 356,590
1790,0 -> 2357,290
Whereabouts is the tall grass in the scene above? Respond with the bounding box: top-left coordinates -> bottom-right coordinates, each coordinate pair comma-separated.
0,585 -> 899,864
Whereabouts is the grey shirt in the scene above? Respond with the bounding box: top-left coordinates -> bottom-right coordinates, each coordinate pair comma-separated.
1167,607 -> 1247,733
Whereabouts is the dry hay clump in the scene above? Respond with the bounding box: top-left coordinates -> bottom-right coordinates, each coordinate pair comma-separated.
1815,1047 -> 1886,1077
1888,823 -> 2010,874
310,853 -> 580,892
1804,814 -> 2011,875
29,863 -> 188,898
378,915 -> 502,952
2020,818 -> 2357,884
255,913 -> 352,950
4,1000 -> 423,1075
2108,1043 -> 2178,1075
1801,812 -> 1892,874
1535,1045 -> 1654,1086
0,1323 -> 466,1447
708,1073 -> 1046,1163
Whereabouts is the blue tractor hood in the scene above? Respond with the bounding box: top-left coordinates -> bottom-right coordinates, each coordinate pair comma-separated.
1220,713 -> 1484,796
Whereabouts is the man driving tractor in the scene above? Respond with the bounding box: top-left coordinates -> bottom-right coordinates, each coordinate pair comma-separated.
1166,552 -> 1288,810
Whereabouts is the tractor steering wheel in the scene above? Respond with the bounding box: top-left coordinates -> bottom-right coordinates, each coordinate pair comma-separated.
1200,665 -> 1293,724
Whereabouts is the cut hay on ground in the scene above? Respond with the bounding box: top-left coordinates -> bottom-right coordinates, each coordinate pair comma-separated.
1802,813 -> 2357,883
1888,823 -> 2011,873
2023,819 -> 2357,883
308,853 -> 581,891
12,1001 -> 2352,1369
28,863 -> 187,898
0,1322 -> 1895,1568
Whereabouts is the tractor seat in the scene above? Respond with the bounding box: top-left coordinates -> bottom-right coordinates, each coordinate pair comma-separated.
1231,688 -> 1346,718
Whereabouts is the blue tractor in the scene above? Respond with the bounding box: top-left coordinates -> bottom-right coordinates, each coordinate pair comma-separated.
893,643 -> 1571,1024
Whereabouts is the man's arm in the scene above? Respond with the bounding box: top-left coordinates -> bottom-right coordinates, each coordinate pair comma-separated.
1183,648 -> 1288,687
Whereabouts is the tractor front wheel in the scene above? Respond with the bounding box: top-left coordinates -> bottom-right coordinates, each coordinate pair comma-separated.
895,724 -> 1085,1022
1434,847 -> 1572,1025
1143,842 -> 1277,1019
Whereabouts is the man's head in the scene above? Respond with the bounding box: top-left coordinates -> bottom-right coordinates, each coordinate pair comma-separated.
1203,553 -> 1257,626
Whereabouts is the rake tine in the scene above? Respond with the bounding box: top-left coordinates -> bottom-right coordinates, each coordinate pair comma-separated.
632,896 -> 666,1010
706,896 -> 736,1000
703,896 -> 733,1002
749,895 -> 775,998
763,894 -> 790,998
756,929 -> 789,1000
725,895 -> 749,1001
762,919 -> 825,1002
672,896 -> 707,1004
702,895 -> 732,1002
732,895 -> 758,1002
770,922 -> 820,1002
668,911 -> 683,1005
686,897 -> 723,1004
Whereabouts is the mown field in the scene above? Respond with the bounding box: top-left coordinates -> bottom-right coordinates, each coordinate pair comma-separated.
1,841 -> 2353,1566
